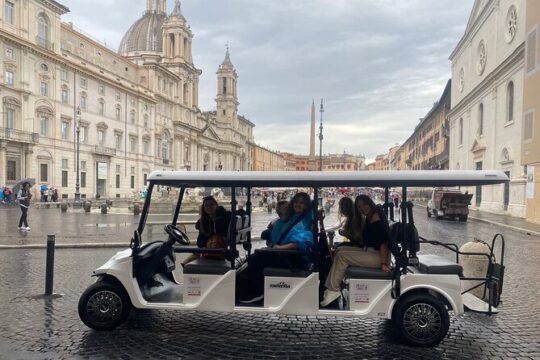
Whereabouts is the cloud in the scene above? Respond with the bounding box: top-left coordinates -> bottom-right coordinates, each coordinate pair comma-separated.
62,0 -> 472,158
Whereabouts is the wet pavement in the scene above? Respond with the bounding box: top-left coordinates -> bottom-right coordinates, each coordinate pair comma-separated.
0,205 -> 539,359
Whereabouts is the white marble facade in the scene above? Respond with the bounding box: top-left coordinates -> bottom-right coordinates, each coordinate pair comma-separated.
0,0 -> 254,199
448,0 -> 527,217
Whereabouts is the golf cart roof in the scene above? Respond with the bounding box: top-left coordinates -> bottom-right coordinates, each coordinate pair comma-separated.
147,170 -> 509,188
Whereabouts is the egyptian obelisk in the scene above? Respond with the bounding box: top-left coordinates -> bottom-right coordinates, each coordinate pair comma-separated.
308,100 -> 316,171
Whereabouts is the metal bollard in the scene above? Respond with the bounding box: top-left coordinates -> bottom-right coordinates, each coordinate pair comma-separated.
100,203 -> 108,214
45,235 -> 55,296
60,202 -> 68,213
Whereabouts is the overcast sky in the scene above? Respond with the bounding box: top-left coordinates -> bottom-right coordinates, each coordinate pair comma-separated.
63,0 -> 473,161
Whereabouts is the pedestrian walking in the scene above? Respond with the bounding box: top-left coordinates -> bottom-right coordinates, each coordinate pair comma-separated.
17,182 -> 32,231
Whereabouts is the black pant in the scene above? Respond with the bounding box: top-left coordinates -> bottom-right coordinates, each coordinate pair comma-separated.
19,206 -> 28,228
246,251 -> 308,297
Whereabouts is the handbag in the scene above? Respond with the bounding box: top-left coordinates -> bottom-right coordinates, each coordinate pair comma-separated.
202,234 -> 226,260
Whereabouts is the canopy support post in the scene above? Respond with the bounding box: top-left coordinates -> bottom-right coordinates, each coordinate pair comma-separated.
172,187 -> 185,226
246,187 -> 252,256
229,187 -> 238,270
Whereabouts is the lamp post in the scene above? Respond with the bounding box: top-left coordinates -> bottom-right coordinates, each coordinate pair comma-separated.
73,106 -> 82,208
318,99 -> 324,172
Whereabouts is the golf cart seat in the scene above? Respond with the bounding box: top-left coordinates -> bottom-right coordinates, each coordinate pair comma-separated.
264,267 -> 312,278
346,267 -> 392,280
183,258 -> 231,275
417,254 -> 463,275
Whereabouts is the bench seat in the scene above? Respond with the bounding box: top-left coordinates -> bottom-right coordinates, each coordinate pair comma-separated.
417,254 -> 463,275
263,267 -> 312,278
183,258 -> 231,275
346,267 -> 392,280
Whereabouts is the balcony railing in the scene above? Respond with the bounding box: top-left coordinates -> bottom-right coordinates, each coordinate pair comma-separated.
36,36 -> 54,51
93,146 -> 116,157
0,127 -> 39,143
163,159 -> 170,165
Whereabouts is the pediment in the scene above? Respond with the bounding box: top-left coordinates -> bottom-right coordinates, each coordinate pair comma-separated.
470,138 -> 486,154
202,125 -> 221,141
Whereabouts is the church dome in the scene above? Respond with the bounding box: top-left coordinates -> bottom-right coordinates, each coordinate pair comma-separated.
118,11 -> 166,55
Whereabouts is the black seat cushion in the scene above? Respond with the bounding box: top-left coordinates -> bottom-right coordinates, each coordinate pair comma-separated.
417,254 -> 463,275
263,267 -> 312,278
346,267 -> 392,280
183,258 -> 231,275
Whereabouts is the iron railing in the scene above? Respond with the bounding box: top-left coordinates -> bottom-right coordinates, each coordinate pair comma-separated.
0,127 -> 39,143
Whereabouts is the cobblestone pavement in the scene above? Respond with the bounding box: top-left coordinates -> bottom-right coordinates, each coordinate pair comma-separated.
0,206 -> 539,359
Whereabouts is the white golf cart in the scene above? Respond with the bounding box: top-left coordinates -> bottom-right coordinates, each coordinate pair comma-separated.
78,170 -> 507,347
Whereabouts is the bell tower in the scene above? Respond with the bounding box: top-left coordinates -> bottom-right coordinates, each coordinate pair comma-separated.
216,46 -> 239,125
162,0 -> 193,63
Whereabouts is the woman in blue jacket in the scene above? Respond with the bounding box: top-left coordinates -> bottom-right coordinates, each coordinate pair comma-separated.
240,192 -> 314,304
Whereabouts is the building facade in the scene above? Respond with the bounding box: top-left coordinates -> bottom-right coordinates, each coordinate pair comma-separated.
448,0 -> 526,217
521,0 -> 540,223
252,145 -> 285,171
0,0 -> 254,199
402,80 -> 451,171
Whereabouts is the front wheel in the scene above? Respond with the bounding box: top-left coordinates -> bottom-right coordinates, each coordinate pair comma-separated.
394,293 -> 450,347
78,281 -> 132,331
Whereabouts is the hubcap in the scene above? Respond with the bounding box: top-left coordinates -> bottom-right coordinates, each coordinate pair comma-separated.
86,290 -> 123,326
403,303 -> 442,341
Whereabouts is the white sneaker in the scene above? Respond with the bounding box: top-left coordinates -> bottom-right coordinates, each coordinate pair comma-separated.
25,227 -> 31,231
320,290 -> 341,307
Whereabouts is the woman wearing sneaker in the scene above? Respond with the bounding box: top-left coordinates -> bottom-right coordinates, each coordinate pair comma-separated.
321,195 -> 391,307
17,182 -> 32,231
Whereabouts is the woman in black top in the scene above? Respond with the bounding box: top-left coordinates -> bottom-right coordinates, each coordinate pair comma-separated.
321,195 -> 391,307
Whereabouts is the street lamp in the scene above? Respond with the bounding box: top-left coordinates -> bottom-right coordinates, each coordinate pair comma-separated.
73,106 -> 82,208
318,99 -> 324,172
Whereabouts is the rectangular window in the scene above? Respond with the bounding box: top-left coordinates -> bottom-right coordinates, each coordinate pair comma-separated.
40,164 -> 48,182
61,69 -> 68,81
97,130 -> 105,146
523,111 -> 534,142
40,82 -> 48,97
62,158 -> 68,169
527,28 -> 537,73
130,137 -> 136,153
80,95 -> 87,110
116,174 -> 120,189
98,85 -> 105,95
4,1 -> 14,25
80,78 -> 87,88
143,173 -> 147,184
115,133 -> 122,150
62,171 -> 68,187
81,160 -> 87,171
80,126 -> 87,143
5,70 -> 14,86
130,176 -> 135,189
40,116 -> 48,137
143,140 -> 149,155
5,47 -> 13,59
61,89 -> 69,104
7,160 -> 16,181
98,102 -> 105,116
116,164 -> 121,174
81,172 -> 86,188
5,108 -> 14,129
130,166 -> 135,175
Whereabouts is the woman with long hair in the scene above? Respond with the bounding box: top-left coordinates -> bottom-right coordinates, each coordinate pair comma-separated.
240,192 -> 314,304
320,194 -> 391,307
336,196 -> 364,247
17,182 -> 32,231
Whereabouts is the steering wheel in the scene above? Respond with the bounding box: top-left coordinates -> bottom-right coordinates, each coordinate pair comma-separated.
164,224 -> 190,246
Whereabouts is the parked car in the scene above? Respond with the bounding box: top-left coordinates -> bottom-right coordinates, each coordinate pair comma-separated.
427,188 -> 473,221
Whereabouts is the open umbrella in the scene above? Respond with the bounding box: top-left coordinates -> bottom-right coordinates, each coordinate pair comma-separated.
12,178 -> 36,196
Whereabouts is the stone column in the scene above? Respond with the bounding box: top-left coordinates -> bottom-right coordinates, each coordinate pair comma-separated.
179,35 -> 184,59
193,80 -> 199,107
174,33 -> 181,59
24,145 -> 34,179
0,141 -> 7,185
162,33 -> 168,58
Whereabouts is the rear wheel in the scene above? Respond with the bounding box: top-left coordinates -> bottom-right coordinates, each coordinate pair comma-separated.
459,215 -> 468,222
78,281 -> 132,331
427,207 -> 432,218
394,293 -> 450,347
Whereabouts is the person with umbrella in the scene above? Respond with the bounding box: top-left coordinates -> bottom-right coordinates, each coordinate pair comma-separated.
14,179 -> 34,231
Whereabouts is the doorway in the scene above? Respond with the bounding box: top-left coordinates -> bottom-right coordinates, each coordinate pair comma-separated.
96,162 -> 108,198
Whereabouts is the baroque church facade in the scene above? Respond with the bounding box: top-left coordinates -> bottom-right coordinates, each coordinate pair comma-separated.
0,0 -> 254,198
448,0 -> 526,217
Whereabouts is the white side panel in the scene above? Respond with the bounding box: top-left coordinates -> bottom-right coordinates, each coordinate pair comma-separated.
348,280 -> 393,317
264,274 -> 319,315
183,271 -> 235,312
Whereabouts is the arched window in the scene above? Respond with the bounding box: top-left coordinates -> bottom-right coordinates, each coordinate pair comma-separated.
37,13 -> 50,45
506,81 -> 514,122
161,132 -> 170,160
459,118 -> 463,145
478,103 -> 484,136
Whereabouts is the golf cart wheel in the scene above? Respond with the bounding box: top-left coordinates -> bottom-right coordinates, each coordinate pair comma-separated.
459,215 -> 468,222
78,281 -> 132,331
427,207 -> 431,218
394,293 -> 450,347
